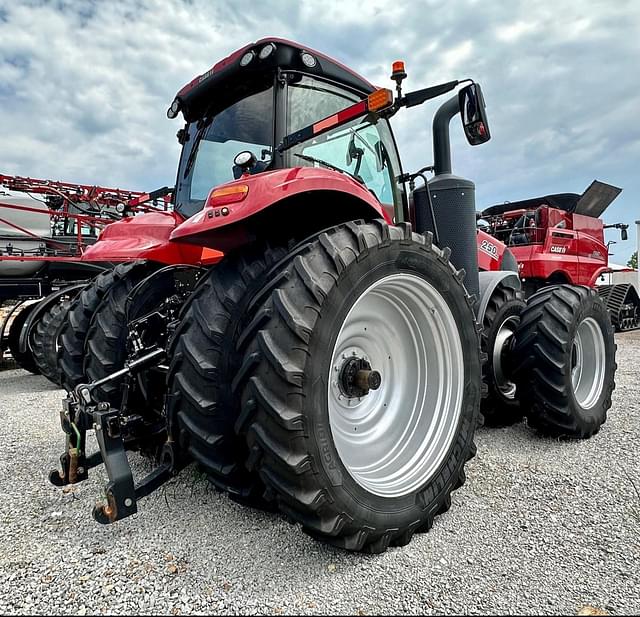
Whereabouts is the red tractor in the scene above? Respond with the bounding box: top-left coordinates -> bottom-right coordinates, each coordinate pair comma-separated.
48,39 -> 616,553
477,181 -> 640,330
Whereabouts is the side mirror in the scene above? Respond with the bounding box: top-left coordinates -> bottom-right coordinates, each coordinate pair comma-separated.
621,228 -> 628,241
459,83 -> 491,146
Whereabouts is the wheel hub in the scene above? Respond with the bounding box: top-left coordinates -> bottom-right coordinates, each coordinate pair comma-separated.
338,356 -> 382,398
492,315 -> 519,400
571,317 -> 606,409
327,273 -> 465,498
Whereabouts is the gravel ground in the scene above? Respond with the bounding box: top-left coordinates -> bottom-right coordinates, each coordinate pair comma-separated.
0,333 -> 639,616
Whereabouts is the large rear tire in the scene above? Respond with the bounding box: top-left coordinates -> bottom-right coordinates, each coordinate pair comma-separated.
480,285 -> 525,426
83,264 -> 166,407
166,244 -> 287,503
58,264 -> 139,392
512,285 -> 616,438
31,299 -> 71,386
235,221 -> 482,552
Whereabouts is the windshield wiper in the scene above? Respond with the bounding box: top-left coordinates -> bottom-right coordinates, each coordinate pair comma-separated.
294,153 -> 364,184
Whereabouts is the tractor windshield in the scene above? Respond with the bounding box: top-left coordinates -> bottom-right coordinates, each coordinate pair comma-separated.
286,76 -> 403,208
174,86 -> 274,218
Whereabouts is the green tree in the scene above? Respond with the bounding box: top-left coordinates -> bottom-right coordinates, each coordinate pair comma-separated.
628,251 -> 638,270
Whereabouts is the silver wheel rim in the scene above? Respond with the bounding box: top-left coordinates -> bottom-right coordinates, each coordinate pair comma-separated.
327,273 -> 465,498
492,315 -> 519,400
571,317 -> 606,409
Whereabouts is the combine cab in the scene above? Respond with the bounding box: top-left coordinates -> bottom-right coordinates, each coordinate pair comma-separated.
479,180 -> 639,331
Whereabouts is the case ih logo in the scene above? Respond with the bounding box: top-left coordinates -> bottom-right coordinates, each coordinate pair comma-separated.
550,245 -> 568,254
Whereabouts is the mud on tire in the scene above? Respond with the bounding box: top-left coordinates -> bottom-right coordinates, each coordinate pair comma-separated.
512,285 -> 616,438
234,220 -> 482,553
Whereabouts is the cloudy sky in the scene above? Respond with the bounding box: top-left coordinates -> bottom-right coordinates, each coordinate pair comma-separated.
1,0 -> 639,263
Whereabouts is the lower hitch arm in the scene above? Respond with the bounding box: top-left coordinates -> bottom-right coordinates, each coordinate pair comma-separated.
92,403 -> 179,525
50,346 -> 176,523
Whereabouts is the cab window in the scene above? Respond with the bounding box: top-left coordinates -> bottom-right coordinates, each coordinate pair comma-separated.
287,76 -> 403,208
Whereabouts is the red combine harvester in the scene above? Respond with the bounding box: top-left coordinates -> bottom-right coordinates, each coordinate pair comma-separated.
45,38 -> 616,553
477,181 -> 639,330
0,173 -> 170,380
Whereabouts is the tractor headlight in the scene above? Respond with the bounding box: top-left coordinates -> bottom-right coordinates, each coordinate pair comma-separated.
300,51 -> 317,68
240,50 -> 255,67
258,43 -> 276,60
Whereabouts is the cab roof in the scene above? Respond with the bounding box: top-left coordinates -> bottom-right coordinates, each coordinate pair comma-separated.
172,38 -> 375,123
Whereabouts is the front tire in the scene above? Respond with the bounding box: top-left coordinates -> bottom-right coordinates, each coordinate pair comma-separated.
236,221 -> 482,552
512,285 -> 616,438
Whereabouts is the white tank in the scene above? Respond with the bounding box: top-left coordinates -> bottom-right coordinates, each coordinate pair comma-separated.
0,192 -> 50,276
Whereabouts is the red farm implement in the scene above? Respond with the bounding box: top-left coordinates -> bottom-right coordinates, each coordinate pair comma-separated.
0,173 -> 171,378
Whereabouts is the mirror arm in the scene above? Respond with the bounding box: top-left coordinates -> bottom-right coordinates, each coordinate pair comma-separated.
398,80 -> 460,109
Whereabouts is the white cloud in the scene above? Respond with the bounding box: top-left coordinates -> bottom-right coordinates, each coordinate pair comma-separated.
0,0 -> 639,261
496,20 -> 537,42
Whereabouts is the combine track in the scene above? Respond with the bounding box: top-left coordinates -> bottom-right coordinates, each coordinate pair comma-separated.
597,284 -> 640,332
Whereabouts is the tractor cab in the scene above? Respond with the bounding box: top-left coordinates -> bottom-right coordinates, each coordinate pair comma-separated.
171,38 -> 406,222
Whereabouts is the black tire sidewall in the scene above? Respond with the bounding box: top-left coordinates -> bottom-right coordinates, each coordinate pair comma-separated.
8,303 -> 40,374
303,241 -> 480,524
566,291 -> 616,424
485,299 -> 524,409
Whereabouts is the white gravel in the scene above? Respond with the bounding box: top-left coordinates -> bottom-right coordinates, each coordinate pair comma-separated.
0,333 -> 639,615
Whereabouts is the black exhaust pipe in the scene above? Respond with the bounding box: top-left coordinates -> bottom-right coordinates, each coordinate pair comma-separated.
412,94 -> 479,300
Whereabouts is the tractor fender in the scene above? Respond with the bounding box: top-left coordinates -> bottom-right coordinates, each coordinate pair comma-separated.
17,283 -> 86,355
477,271 -> 522,324
81,211 -> 206,266
170,167 -> 391,252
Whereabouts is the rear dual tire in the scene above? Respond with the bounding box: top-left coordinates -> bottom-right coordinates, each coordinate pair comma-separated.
233,221 -> 481,552
481,285 -> 525,426
166,244 -> 288,504
512,285 -> 616,438
31,299 -> 71,385
58,265 -> 140,392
